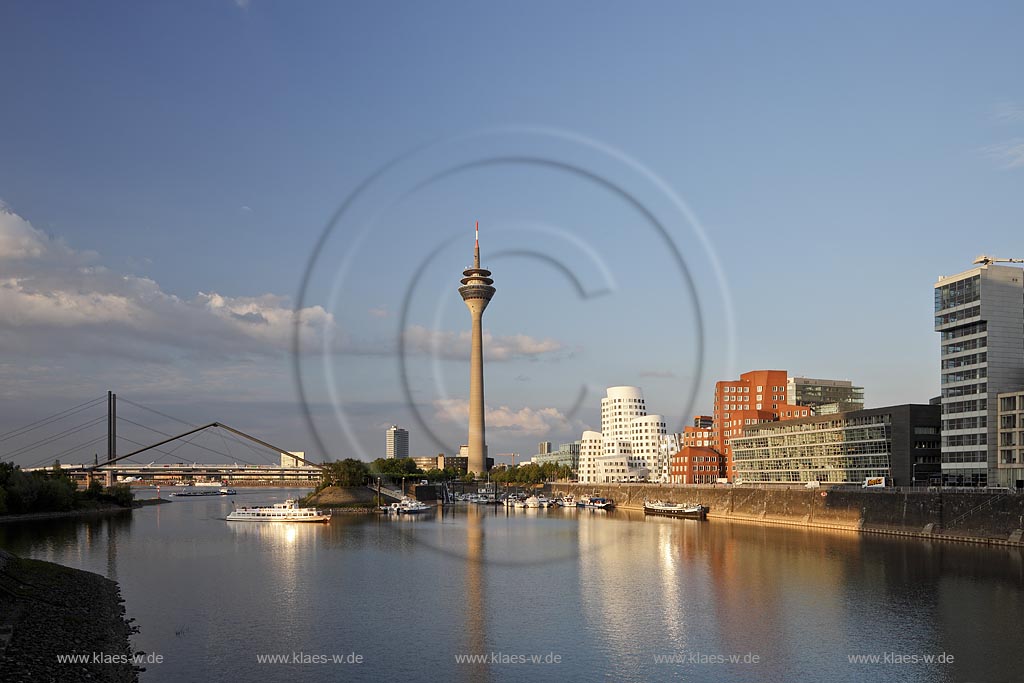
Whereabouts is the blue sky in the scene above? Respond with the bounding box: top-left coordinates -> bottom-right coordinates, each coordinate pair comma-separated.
1,1 -> 1022,466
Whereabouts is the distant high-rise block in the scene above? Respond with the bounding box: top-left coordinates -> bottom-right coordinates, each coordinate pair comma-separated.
385,425 -> 409,460
281,451 -> 305,467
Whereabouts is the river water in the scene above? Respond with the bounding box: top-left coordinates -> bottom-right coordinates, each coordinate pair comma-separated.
2,488 -> 1023,683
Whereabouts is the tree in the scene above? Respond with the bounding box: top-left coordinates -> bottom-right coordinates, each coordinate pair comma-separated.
369,457 -> 421,477
325,459 -> 369,487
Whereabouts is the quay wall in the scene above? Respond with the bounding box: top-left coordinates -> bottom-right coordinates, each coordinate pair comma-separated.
543,483 -> 1024,546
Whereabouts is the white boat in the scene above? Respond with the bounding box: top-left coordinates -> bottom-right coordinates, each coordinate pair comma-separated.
577,495 -> 615,509
524,496 -> 541,508
226,499 -> 331,523
643,500 -> 707,519
536,495 -> 553,508
558,495 -> 576,507
219,488 -> 237,495
382,498 -> 431,514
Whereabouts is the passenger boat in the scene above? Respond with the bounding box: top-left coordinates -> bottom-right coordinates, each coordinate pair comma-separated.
643,500 -> 708,519
577,495 -> 615,509
219,488 -> 236,495
226,499 -> 331,523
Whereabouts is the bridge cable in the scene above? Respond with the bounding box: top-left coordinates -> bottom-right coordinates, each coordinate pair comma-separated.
0,395 -> 106,443
25,433 -> 108,470
115,416 -> 235,462
2,416 -> 108,461
118,397 -> 295,466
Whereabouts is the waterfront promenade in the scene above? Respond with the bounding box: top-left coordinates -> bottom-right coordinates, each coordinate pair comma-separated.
545,483 -> 1024,546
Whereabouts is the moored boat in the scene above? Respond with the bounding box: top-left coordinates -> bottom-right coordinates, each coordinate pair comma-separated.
643,500 -> 708,519
577,495 -> 614,509
382,498 -> 431,514
226,499 -> 331,523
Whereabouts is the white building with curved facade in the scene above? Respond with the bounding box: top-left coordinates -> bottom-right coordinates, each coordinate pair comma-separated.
577,386 -> 670,483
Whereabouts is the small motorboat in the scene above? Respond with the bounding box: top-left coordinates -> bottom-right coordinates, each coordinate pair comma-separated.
577,496 -> 614,509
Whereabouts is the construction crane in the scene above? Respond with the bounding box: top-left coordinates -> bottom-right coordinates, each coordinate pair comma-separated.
973,254 -> 1024,266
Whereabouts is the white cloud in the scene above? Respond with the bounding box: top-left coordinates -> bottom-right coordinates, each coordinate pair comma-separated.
983,139 -> 1024,169
433,398 -> 578,437
368,306 -> 389,318
994,103 -> 1024,123
402,324 -> 563,361
0,202 -> 73,260
0,202 -> 336,357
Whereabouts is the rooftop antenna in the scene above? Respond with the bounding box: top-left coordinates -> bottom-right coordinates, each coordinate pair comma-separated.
474,220 -> 480,269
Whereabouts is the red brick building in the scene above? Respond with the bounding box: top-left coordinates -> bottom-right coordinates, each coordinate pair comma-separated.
670,416 -> 725,484
713,370 -> 810,481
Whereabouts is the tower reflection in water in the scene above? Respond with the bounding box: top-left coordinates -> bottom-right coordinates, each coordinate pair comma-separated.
460,504 -> 490,683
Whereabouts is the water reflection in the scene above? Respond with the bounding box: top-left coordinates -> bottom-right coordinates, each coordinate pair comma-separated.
460,505 -> 489,683
2,494 -> 1024,682
0,512 -> 133,581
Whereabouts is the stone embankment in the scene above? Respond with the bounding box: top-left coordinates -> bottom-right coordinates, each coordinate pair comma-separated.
545,483 -> 1024,546
0,550 -> 137,683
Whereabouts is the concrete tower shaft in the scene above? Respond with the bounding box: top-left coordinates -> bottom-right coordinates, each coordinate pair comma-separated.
458,222 -> 495,475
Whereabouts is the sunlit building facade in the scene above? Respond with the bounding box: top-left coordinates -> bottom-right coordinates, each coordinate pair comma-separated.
935,262 -> 1024,486
714,370 -> 810,481
731,404 -> 940,486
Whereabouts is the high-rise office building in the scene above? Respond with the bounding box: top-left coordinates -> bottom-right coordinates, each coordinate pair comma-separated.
385,425 -> 409,460
935,260 -> 1024,486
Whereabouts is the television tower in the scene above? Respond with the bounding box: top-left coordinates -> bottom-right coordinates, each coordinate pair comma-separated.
458,221 -> 496,475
